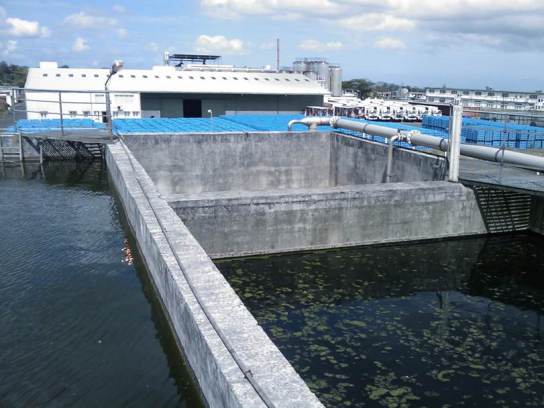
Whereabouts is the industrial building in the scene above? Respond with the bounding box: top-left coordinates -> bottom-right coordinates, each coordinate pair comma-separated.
425,87 -> 544,111
24,56 -> 328,121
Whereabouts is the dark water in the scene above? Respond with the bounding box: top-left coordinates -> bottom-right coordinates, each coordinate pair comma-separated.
0,162 -> 203,407
216,234 -> 544,408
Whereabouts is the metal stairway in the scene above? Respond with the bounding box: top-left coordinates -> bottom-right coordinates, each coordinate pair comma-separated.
471,185 -> 532,233
0,133 -> 21,162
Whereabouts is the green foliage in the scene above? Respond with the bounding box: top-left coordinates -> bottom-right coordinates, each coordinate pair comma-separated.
342,78 -> 424,98
0,61 -> 28,87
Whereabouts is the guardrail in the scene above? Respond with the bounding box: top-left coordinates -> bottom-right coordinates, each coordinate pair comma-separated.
1,87 -> 114,138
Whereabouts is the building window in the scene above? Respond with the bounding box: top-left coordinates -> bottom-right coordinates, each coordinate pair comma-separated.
42,73 -> 48,77
211,76 -> 216,80
177,76 -> 182,79
502,93 -> 509,97
166,75 -> 171,79
69,111 -> 77,118
222,77 -> 227,80
200,76 -> 205,79
463,91 -> 469,95
255,78 -> 259,81
265,78 -> 270,81
94,74 -> 99,78
475,91 -> 482,96
94,111 -> 101,117
189,76 -> 194,79
233,77 -> 239,80
143,75 -> 148,78
244,77 -> 249,80
275,78 -> 280,81
131,74 -> 136,78
295,79 -> 300,82
81,74 -> 86,78
56,73 -> 61,77
40,111 -> 48,118
118,74 -> 124,78
154,75 -> 159,78
488,92 -> 495,96
133,111 -> 139,116
285,78 -> 290,81
69,74 -> 74,77
83,111 -> 90,117
439,89 -> 446,94
530,94 -> 538,99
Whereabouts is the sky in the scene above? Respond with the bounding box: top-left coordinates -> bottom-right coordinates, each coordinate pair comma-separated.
1,0 -> 543,91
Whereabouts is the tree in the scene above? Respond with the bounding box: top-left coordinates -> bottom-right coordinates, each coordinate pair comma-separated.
342,79 -> 374,98
0,61 -> 28,87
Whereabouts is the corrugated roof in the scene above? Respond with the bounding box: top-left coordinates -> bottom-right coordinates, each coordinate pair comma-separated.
25,65 -> 328,96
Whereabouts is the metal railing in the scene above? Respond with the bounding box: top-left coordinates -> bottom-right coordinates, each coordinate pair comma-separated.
1,87 -> 116,139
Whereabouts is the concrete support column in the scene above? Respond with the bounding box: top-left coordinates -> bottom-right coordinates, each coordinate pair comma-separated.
448,104 -> 463,182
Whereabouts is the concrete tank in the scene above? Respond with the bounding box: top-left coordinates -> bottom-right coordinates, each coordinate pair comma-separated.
330,66 -> 343,97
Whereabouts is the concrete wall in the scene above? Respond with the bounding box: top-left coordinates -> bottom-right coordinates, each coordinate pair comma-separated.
124,132 -> 334,195
124,132 -> 447,197
531,197 -> 544,235
170,182 -> 488,258
106,141 -> 323,408
331,135 -> 446,185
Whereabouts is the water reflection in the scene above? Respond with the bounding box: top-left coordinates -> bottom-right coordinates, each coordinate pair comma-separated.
0,161 -> 203,407
217,234 -> 544,407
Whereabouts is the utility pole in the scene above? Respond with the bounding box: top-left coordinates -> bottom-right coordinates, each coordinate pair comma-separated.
276,38 -> 280,72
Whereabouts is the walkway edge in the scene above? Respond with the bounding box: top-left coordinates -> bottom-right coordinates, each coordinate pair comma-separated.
106,141 -> 324,408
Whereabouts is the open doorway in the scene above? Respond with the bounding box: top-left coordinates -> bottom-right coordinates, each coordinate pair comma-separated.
183,99 -> 202,117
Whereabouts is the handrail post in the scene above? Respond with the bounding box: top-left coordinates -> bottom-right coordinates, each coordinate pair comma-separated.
105,89 -> 113,140
58,91 -> 65,137
11,88 -> 17,131
448,104 -> 463,182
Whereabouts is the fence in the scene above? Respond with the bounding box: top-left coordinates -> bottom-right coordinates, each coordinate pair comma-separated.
1,87 -> 113,138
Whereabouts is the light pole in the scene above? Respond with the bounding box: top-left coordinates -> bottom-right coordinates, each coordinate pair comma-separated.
105,59 -> 124,139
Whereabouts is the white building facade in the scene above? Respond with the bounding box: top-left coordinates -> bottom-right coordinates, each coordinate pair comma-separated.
425,87 -> 544,111
24,62 -> 327,121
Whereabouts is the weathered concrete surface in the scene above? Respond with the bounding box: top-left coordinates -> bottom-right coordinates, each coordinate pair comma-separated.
122,132 -> 447,196
123,132 -> 333,195
106,141 -> 323,408
169,182 -> 488,258
330,135 -> 446,185
531,197 -> 544,235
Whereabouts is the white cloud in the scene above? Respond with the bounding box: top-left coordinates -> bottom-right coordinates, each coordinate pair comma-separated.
117,28 -> 128,38
73,37 -> 90,52
374,37 -> 406,50
195,34 -> 245,54
299,39 -> 344,51
200,0 -> 544,50
0,40 -> 17,56
146,42 -> 160,53
5,17 -> 50,37
112,4 -> 126,13
64,12 -> 117,28
339,14 -> 415,32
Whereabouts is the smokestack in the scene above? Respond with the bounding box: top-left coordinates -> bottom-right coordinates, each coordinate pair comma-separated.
276,38 -> 280,72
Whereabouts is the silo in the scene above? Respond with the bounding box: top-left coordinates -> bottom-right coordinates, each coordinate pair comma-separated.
316,60 -> 330,90
293,59 -> 307,73
330,66 -> 343,97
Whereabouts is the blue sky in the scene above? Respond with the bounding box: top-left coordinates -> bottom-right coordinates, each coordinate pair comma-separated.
1,0 -> 544,91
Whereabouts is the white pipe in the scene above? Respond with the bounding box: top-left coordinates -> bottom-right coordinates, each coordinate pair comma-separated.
289,116 -> 544,172
287,117 -> 331,131
386,134 -> 402,183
